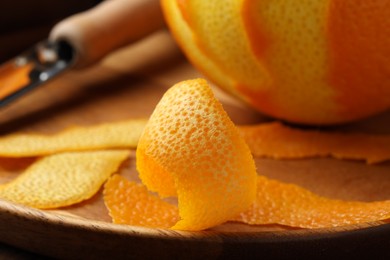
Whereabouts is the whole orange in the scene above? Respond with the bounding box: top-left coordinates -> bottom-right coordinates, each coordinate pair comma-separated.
161,0 -> 390,125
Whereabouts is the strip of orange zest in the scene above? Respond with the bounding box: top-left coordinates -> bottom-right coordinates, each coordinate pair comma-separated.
239,121 -> 390,164
104,175 -> 179,228
104,174 -> 390,229
0,119 -> 147,157
234,175 -> 390,228
0,150 -> 129,209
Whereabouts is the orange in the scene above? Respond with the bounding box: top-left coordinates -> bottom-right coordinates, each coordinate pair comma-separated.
161,0 -> 390,125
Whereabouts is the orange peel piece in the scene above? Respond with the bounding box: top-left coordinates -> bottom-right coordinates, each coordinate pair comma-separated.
104,175 -> 179,228
234,176 -> 390,228
239,121 -> 390,164
104,174 -> 390,229
136,78 -> 257,231
0,150 -> 129,209
0,119 -> 147,157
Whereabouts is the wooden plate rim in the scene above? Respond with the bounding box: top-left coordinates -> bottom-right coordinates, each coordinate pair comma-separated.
0,198 -> 390,258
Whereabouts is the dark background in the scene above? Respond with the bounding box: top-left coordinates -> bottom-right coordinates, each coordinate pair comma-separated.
0,0 -> 99,62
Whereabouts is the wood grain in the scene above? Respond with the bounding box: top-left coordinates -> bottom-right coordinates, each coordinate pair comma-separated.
1,30 -> 390,258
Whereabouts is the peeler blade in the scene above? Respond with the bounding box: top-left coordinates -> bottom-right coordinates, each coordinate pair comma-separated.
0,40 -> 74,107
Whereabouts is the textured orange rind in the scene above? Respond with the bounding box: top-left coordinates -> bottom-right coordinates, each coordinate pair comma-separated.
136,78 -> 257,231
162,0 -> 390,125
0,150 -> 129,209
239,121 -> 390,164
104,175 -> 179,228
0,119 -> 147,157
104,174 -> 390,229
234,176 -> 390,228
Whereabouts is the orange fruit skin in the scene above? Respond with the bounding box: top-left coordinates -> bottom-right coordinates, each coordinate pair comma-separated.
238,122 -> 390,164
162,0 -> 390,125
234,176 -> 390,229
328,0 -> 390,122
136,79 -> 257,231
104,175 -> 179,228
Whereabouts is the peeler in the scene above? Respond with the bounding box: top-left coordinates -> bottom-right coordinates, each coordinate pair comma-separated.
0,0 -> 164,107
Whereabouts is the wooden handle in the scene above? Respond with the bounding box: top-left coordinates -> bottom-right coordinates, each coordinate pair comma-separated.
49,0 -> 165,68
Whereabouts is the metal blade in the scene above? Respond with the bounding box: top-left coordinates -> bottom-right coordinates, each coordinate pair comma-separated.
0,40 -> 74,107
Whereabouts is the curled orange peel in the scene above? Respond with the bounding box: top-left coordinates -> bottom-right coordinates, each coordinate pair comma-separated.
239,121 -> 390,164
136,78 -> 257,231
103,79 -> 390,231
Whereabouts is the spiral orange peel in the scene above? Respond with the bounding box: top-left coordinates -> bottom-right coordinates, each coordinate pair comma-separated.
104,175 -> 179,228
0,150 -> 129,209
239,122 -> 390,164
136,78 -> 257,231
102,79 -> 390,230
0,119 -> 147,157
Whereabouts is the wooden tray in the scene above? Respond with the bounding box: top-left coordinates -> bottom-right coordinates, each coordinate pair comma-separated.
1,31 -> 390,259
